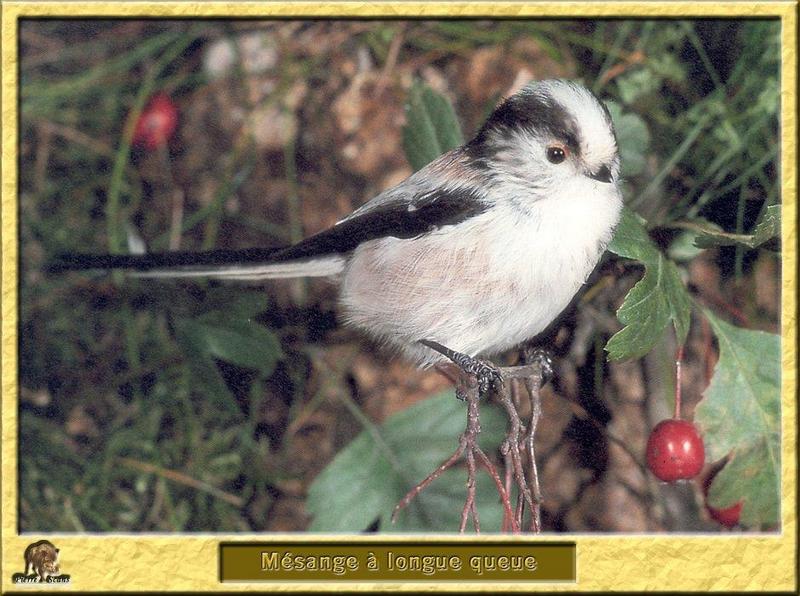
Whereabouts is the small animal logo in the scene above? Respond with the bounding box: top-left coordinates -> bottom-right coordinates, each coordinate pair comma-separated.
25,540 -> 60,581
11,540 -> 70,584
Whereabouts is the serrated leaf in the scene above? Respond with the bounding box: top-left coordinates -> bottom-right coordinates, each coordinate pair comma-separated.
694,310 -> 780,529
694,204 -> 781,250
752,204 -> 781,245
606,207 -> 692,360
608,206 -> 654,263
668,232 -> 710,263
402,81 -> 464,172
307,391 -> 508,532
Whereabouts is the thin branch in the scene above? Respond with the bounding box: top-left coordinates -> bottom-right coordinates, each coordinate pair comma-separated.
496,383 -> 536,523
463,445 -> 479,532
396,340 -> 551,533
521,372 -> 544,529
392,355 -> 517,533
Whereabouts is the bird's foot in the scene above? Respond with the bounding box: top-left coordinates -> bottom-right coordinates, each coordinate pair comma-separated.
463,358 -> 503,396
421,339 -> 503,398
524,347 -> 555,385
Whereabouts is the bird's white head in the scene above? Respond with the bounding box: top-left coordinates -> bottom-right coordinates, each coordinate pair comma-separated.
468,79 -> 621,202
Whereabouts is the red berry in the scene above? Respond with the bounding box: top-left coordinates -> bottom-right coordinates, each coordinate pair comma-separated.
707,499 -> 742,528
646,419 -> 705,482
133,93 -> 178,150
702,467 -> 743,528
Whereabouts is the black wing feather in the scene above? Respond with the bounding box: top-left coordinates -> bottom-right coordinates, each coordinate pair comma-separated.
48,187 -> 487,273
272,186 -> 488,262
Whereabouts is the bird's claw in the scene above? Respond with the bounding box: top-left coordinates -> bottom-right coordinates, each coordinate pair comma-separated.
469,359 -> 504,396
525,347 -> 554,385
421,339 -> 502,398
453,359 -> 502,399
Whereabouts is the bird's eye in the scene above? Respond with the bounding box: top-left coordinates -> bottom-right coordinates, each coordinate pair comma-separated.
546,146 -> 568,164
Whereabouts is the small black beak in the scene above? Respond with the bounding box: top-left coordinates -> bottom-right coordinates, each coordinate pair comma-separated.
588,164 -> 613,184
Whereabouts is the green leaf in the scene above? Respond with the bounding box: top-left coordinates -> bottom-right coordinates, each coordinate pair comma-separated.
694,204 -> 781,250
606,101 -> 651,178
606,207 -> 692,360
694,310 -> 780,529
615,69 -> 660,105
175,318 -> 237,415
402,81 -> 464,172
190,287 -> 269,320
306,391 -> 508,532
174,316 -> 282,417
182,318 -> 282,375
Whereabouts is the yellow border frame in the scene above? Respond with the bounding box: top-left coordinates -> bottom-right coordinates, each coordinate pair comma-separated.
1,2 -> 796,592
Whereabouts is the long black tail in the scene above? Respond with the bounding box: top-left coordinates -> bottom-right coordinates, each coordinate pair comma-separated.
47,247 -> 285,273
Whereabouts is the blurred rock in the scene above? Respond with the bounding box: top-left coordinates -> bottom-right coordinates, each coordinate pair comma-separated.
456,38 -> 575,115
332,73 -> 406,177
204,32 -> 279,80
350,353 -> 450,422
599,479 -> 650,531
203,38 -> 236,79
249,103 -> 297,151
66,405 -> 99,438
20,386 -> 51,407
239,32 -> 279,74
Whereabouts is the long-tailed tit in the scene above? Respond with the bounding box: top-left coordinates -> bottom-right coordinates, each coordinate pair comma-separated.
52,79 -> 623,367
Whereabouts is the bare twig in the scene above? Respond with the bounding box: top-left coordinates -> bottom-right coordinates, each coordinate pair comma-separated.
392,363 -> 517,533
168,189 -> 185,251
37,119 -> 115,155
156,142 -> 186,251
521,348 -> 548,533
496,381 -> 536,528
394,341 -> 551,533
463,444 -> 479,532
501,448 -> 514,532
392,439 -> 468,522
596,49 -> 646,86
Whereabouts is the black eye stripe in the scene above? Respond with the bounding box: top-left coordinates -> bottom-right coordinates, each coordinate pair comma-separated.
468,91 -> 583,159
561,131 -> 580,154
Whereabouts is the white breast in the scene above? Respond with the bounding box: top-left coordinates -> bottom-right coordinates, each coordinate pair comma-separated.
339,181 -> 621,367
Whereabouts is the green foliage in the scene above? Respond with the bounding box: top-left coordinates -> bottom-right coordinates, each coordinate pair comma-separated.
694,310 -> 780,529
175,314 -> 282,417
605,101 -> 650,178
694,204 -> 781,250
402,80 -> 464,171
306,392 -> 508,532
606,207 -> 692,360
